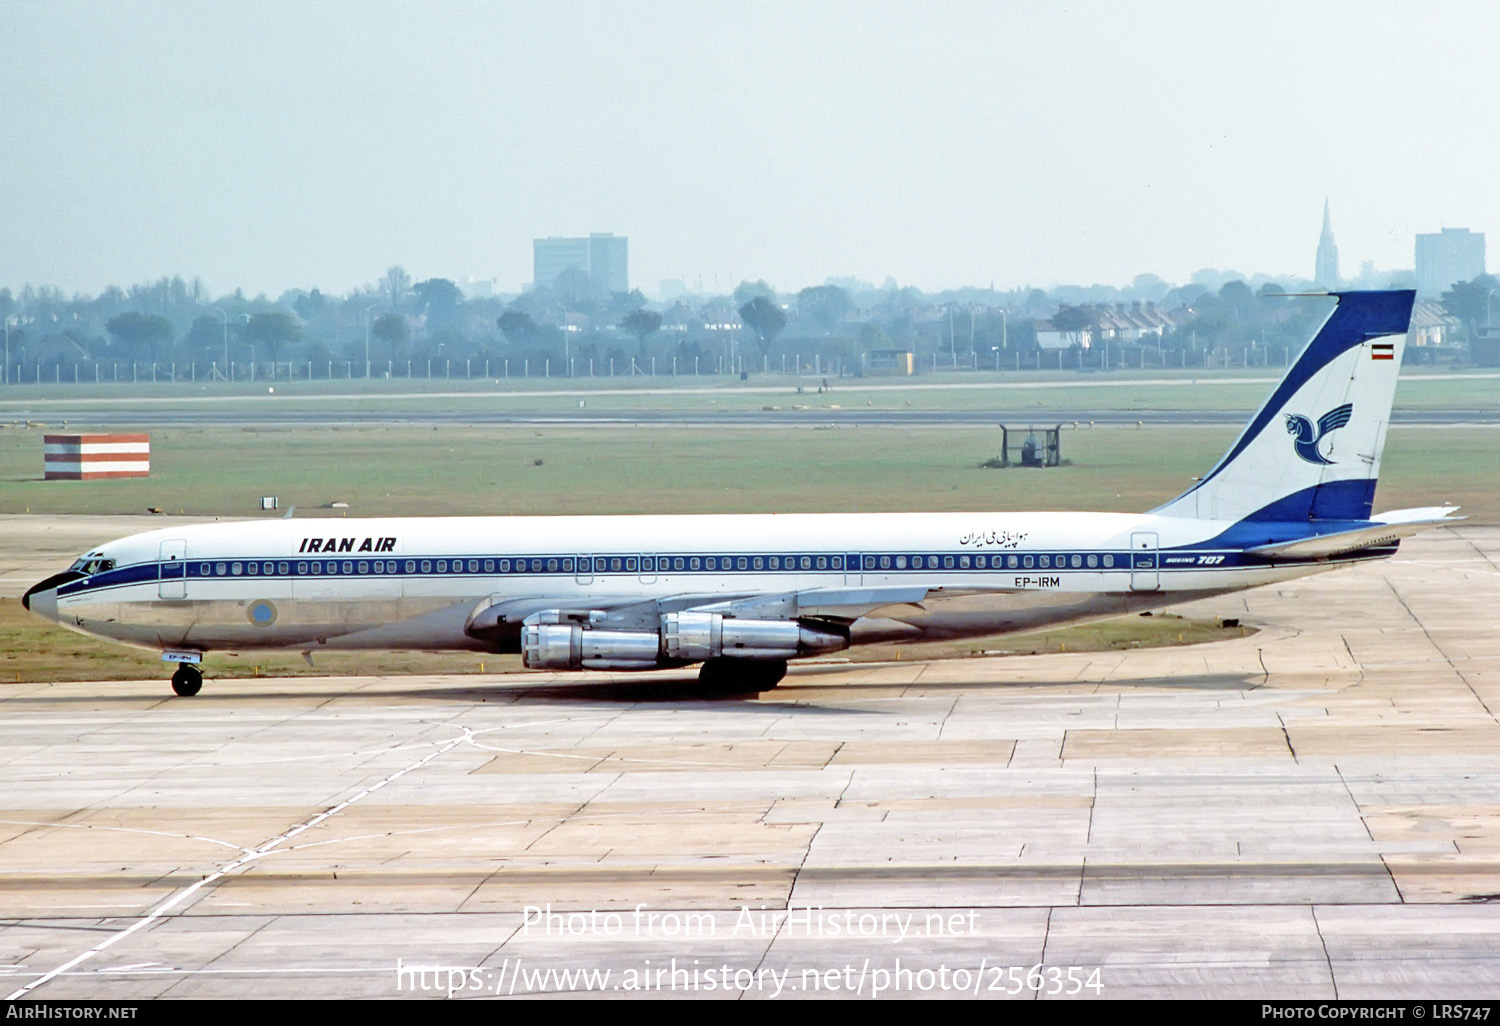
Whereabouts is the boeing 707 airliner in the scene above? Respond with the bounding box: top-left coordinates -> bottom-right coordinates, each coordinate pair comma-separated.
23,290 -> 1456,696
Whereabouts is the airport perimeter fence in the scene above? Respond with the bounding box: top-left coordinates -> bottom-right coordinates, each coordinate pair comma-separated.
0,344 -> 1296,389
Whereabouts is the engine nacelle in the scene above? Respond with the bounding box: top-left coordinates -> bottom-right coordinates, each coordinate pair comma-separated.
661,612 -> 847,661
522,623 -> 660,671
523,611 -> 849,671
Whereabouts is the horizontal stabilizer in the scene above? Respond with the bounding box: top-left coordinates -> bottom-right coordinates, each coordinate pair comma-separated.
1247,506 -> 1462,559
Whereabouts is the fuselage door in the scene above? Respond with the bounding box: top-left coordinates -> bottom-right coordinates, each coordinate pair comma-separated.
159,539 -> 187,599
844,552 -> 862,586
575,555 -> 594,586
638,554 -> 658,585
1130,532 -> 1160,592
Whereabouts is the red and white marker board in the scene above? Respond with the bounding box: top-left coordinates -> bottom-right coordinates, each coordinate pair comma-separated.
43,433 -> 150,479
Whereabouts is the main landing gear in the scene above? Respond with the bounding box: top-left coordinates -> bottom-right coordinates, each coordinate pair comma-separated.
697,658 -> 787,694
170,662 -> 203,697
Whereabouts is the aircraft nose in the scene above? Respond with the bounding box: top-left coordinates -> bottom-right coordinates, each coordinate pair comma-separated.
21,571 -> 83,621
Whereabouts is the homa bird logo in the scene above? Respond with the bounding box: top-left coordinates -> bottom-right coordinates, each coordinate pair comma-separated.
1284,403 -> 1353,465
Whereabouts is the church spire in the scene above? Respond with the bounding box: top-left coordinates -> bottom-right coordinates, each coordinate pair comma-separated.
1315,199 -> 1339,290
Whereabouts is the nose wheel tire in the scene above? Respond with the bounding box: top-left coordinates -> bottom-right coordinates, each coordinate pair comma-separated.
170,663 -> 203,697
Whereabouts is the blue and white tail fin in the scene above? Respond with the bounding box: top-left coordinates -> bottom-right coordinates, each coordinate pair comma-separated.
1154,290 -> 1416,524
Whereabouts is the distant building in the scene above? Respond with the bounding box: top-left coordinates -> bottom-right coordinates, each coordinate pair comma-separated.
1407,299 -> 1463,347
1416,228 -> 1485,296
866,350 -> 915,375
457,276 -> 498,301
1034,319 -> 1091,351
1314,200 -> 1339,290
532,233 -> 628,298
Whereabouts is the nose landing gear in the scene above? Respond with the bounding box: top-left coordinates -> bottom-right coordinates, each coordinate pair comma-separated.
170,662 -> 203,697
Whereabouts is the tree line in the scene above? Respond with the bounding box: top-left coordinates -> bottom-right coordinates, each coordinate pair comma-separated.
1,264 -> 1490,377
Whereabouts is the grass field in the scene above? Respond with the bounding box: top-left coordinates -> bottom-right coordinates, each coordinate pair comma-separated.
2,422 -> 1496,521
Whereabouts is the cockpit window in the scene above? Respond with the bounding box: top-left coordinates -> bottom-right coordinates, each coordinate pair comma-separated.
68,557 -> 116,576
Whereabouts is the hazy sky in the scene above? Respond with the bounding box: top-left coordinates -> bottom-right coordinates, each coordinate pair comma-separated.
2,0 -> 1496,298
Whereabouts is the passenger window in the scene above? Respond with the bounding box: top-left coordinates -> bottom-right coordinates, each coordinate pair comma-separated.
944,556 -> 954,569
562,558 -> 573,572
832,556 -> 843,569
436,560 -> 446,573
737,557 -> 747,570
358,561 -> 368,573
231,562 -> 242,575
278,562 -> 289,574
879,556 -> 891,569
1104,554 -> 1115,568
343,561 -> 353,574
674,557 -> 685,570
610,557 -> 623,572
816,556 -> 827,570
896,556 -> 907,569
960,556 -> 970,568
976,555 -> 987,568
705,557 -> 716,570
1022,556 -> 1033,569
690,557 -> 700,570
484,560 -> 494,572
420,561 -> 431,573
469,560 -> 478,572
297,562 -> 307,574
500,560 -> 511,572
752,557 -> 763,570
800,556 -> 812,570
247,563 -> 258,576
1039,555 -> 1050,568
1071,555 -> 1082,568
547,559 -> 558,572
199,563 -> 210,575
1087,555 -> 1097,568
531,558 -> 542,572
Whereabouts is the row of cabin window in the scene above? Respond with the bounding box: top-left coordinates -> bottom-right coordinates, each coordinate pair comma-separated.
190,551 -> 1120,579
874,553 -> 1117,570
192,554 -> 844,578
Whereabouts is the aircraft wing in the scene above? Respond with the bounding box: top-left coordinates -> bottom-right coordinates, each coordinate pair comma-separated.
462,585 -> 937,641
691,585 -> 934,620
1246,506 -> 1463,560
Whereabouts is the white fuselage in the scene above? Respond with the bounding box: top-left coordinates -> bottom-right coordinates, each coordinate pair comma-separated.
39,510 -> 1379,659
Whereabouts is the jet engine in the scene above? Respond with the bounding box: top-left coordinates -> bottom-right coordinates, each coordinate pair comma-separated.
520,610 -> 848,671
661,611 -> 846,662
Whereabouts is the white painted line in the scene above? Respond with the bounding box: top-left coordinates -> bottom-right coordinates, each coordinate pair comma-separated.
5,726 -> 473,999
